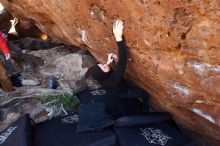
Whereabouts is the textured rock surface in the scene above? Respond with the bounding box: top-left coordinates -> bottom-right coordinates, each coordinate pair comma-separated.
0,42 -> 93,132
0,10 -> 11,32
0,87 -> 73,132
1,0 -> 220,143
26,45 -> 95,90
0,10 -> 45,39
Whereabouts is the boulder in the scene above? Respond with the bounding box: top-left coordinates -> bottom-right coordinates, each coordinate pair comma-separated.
41,53 -> 95,80
0,10 -> 11,32
40,53 -> 95,90
15,20 -> 46,39
1,0 -> 220,143
0,9 -> 45,39
21,45 -> 95,90
0,86 -> 73,131
19,37 -> 52,50
0,43 -> 93,131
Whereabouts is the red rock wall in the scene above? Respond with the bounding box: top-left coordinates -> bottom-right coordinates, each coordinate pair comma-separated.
0,11 -> 44,39
1,0 -> 220,142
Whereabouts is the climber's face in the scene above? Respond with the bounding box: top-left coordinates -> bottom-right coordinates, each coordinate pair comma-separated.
98,63 -> 110,73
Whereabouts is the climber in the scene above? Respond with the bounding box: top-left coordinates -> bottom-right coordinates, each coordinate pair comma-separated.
85,19 -> 127,88
86,19 -> 149,95
84,19 -> 150,109
0,31 -> 15,92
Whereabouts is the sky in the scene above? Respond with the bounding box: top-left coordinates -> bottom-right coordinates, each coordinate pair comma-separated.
0,3 -> 4,14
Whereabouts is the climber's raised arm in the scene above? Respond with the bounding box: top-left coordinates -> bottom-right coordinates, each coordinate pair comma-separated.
103,20 -> 127,87
85,19 -> 128,88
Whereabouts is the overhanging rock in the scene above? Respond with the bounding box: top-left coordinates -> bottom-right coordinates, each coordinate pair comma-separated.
1,0 -> 220,143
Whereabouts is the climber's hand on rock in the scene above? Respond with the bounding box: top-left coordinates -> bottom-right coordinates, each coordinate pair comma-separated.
107,53 -> 114,65
5,54 -> 10,60
113,19 -> 123,42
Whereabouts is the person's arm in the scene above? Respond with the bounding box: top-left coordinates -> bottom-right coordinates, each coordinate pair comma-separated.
106,40 -> 127,85
103,20 -> 127,87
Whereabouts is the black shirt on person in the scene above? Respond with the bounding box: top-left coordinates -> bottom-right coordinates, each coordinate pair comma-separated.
88,39 -> 150,99
89,39 -> 127,89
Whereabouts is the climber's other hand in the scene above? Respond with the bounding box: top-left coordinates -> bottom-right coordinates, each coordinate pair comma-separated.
113,19 -> 123,41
